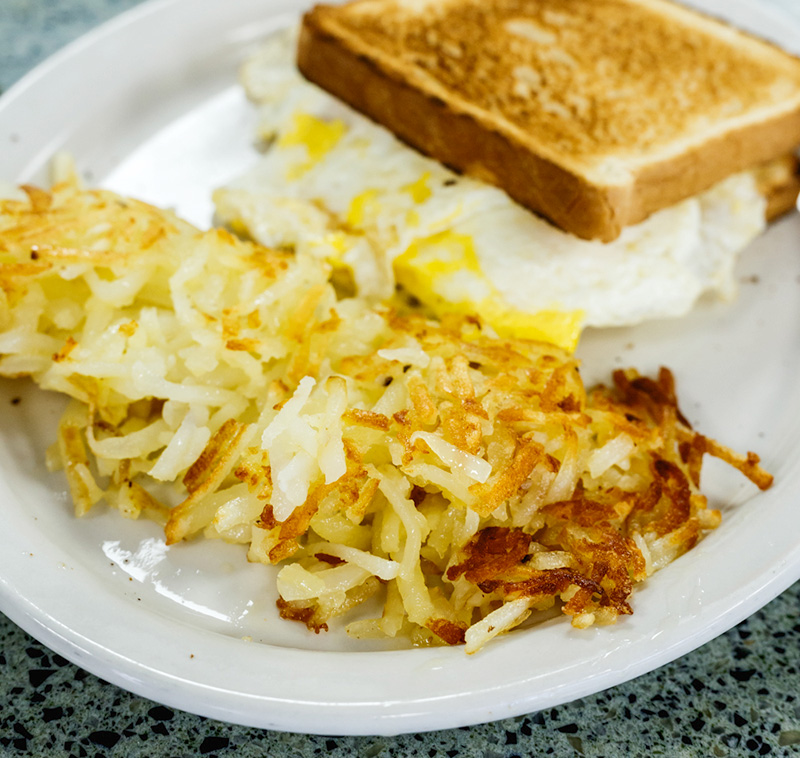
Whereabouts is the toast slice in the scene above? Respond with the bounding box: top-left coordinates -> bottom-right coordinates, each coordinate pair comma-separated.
297,0 -> 800,241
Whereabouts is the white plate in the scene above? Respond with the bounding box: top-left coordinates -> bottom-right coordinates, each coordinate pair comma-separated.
1,0 -> 800,737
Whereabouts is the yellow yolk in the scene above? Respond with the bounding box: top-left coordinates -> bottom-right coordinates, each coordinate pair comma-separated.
346,190 -> 381,228
402,172 -> 433,204
394,231 -> 584,351
278,113 -> 347,178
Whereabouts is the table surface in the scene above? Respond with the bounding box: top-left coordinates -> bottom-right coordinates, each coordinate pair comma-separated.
1,0 -> 800,755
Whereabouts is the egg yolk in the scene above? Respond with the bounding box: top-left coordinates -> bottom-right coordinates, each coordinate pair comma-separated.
279,113 -> 347,178
394,231 -> 584,352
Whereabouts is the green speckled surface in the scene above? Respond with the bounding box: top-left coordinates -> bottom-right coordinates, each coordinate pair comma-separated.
1,1 -> 799,755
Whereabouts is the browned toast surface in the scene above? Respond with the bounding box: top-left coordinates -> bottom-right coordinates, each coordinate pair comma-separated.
298,0 -> 800,240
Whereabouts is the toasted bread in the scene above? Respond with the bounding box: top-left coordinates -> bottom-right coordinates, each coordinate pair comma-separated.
298,0 -> 800,241
756,153 -> 800,221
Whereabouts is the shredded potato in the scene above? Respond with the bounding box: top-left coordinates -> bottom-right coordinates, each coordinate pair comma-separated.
0,180 -> 773,652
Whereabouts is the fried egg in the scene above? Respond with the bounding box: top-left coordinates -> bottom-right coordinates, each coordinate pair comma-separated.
213,29 -> 766,351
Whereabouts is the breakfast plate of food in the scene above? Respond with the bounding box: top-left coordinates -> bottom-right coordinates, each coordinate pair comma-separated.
0,0 -> 799,736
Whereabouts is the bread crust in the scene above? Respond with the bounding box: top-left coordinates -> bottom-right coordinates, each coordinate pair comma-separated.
298,0 -> 800,241
755,153 -> 800,221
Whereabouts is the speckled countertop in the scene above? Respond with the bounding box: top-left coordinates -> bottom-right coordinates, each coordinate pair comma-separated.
1,1 -> 800,755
